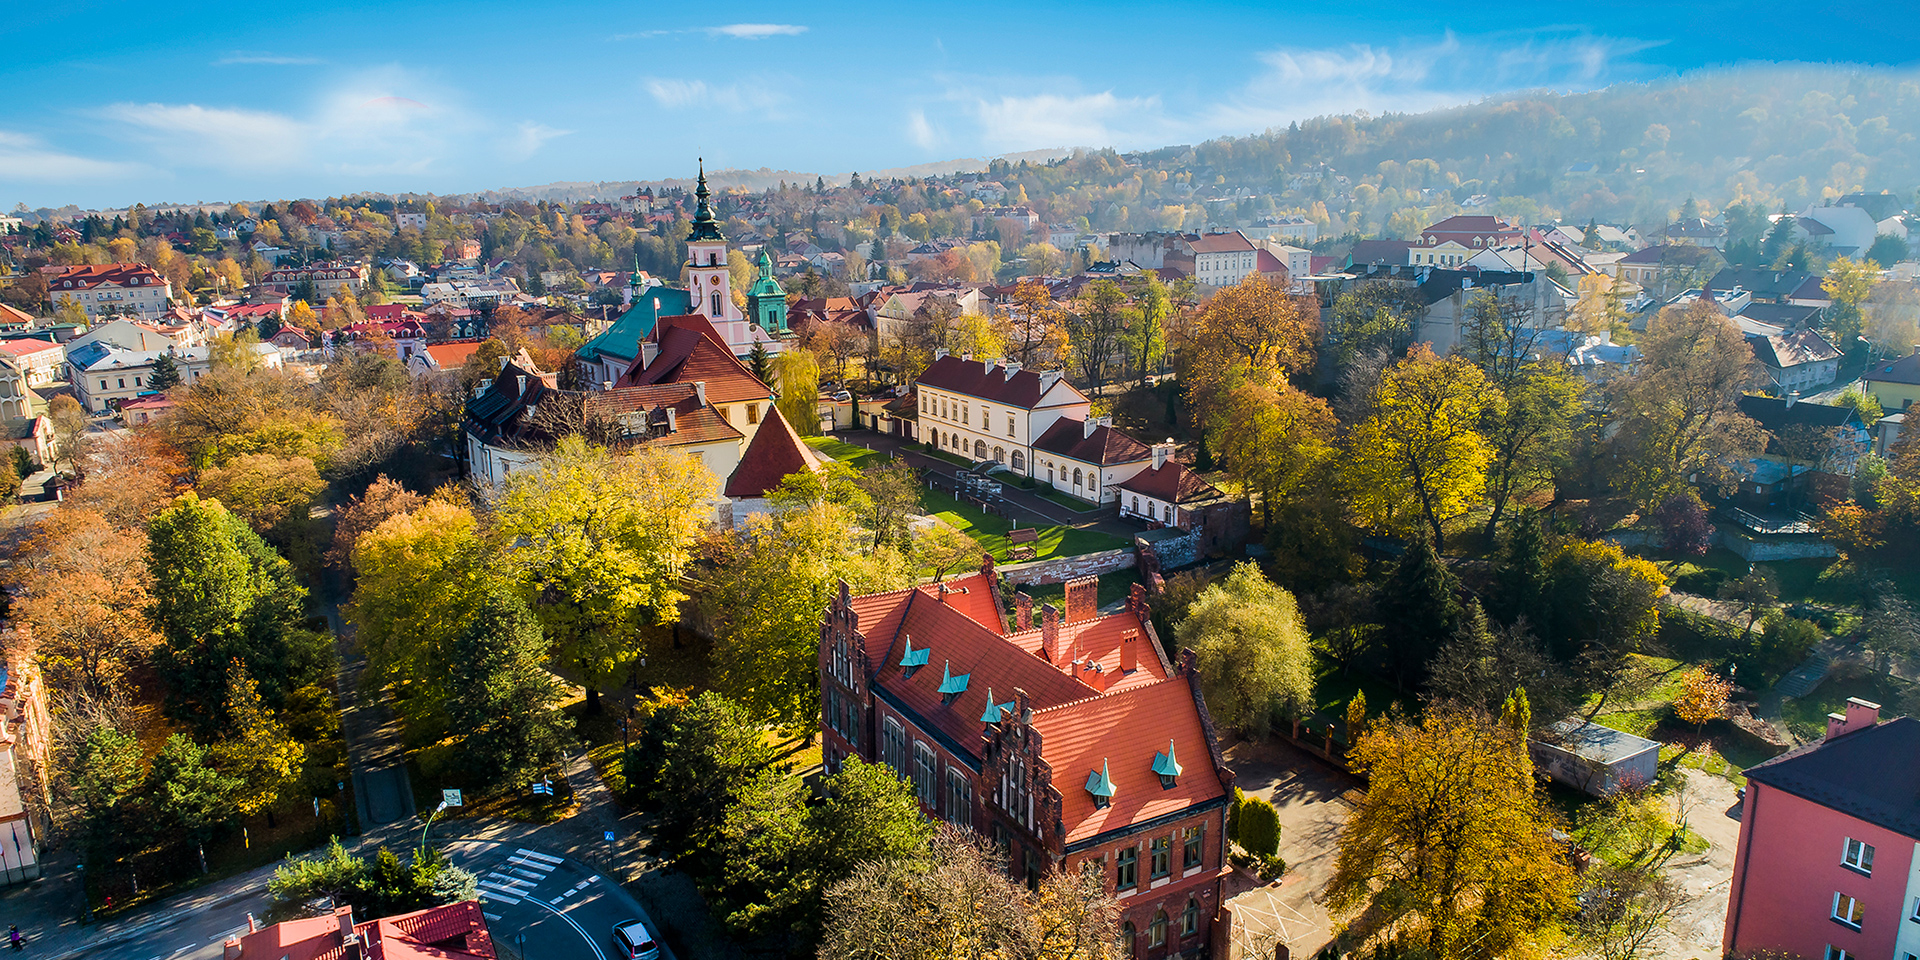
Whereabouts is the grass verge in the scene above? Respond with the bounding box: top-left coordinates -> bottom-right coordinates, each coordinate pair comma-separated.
922,488 -> 1126,561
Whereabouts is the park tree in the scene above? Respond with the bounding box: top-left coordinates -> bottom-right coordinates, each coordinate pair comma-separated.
1673,667 -> 1731,729
771,347 -> 821,437
1210,381 -> 1336,529
491,438 -> 713,710
63,721 -> 145,864
913,522 -> 982,581
1121,271 -> 1170,386
708,501 -> 911,728
146,493 -> 323,730
1717,569 -> 1778,643
69,430 -> 189,530
1426,602 -> 1572,723
1174,562 -> 1315,736
646,693 -> 784,867
1006,281 -> 1068,369
1344,345 -> 1494,545
1605,301 -> 1765,506
1863,281 -> 1920,358
148,351 -> 183,390
148,733 -> 239,855
1823,255 -> 1877,349
50,394 -> 91,470
195,453 -> 325,545
1569,864 -> 1693,960
1066,279 -> 1132,394
346,500 -> 489,724
326,476 -> 425,575
215,661 -> 305,819
1330,710 -> 1574,958
1478,362 -> 1585,544
1651,492 -> 1712,556
9,508 -> 155,695
1460,292 -> 1546,388
1324,281 -> 1423,369
858,458 -> 921,548
1179,276 -> 1318,423
445,585 -> 574,790
1378,533 -> 1463,686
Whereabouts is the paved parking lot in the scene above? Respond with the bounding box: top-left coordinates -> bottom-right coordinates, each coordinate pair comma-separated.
1222,738 -> 1364,958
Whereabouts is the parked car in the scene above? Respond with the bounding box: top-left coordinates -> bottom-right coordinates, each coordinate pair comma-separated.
612,920 -> 661,960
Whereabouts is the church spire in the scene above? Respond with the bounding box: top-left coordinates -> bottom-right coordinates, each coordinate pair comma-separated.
688,158 -> 725,242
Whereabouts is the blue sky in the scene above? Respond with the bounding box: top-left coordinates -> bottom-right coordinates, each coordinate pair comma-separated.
4,1 -> 1917,210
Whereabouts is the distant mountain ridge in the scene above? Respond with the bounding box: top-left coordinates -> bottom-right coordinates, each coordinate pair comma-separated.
474,148 -> 1074,203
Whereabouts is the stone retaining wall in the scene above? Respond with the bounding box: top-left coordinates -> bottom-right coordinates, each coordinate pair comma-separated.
998,547 -> 1136,586
1716,527 -> 1836,561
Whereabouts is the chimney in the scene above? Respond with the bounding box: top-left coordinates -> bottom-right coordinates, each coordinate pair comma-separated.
1826,698 -> 1881,739
1786,390 -> 1799,409
1121,630 -> 1140,672
1152,439 -> 1174,470
1083,419 -> 1098,439
1002,360 -> 1022,376
601,380 -> 613,391
1040,603 -> 1062,663
693,380 -> 707,406
934,347 -> 948,361
223,939 -> 242,960
665,407 -> 677,432
1015,591 -> 1034,631
979,552 -> 996,583
516,374 -> 527,393
334,905 -> 355,944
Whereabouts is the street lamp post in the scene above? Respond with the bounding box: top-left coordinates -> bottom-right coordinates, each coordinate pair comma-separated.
420,800 -> 450,853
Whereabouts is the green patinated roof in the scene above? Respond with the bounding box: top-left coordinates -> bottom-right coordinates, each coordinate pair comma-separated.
1152,740 -> 1183,778
898,634 -> 929,669
936,660 -> 970,696
978,687 -> 1015,724
687,161 -> 725,243
748,248 -> 784,299
578,286 -> 692,363
1085,759 -> 1116,799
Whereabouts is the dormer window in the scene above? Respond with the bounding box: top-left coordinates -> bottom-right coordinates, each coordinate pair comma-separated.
1152,739 -> 1183,790
1085,759 -> 1116,809
898,634 -> 929,679
978,686 -> 1013,724
937,660 -> 969,705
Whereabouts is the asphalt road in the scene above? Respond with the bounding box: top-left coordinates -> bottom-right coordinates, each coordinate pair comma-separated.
90,844 -> 669,960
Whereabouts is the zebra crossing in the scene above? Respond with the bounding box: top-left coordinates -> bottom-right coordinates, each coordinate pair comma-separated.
475,848 -> 564,905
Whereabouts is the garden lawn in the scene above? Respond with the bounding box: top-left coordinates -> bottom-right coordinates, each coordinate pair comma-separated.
1310,653 -> 1418,737
1778,670 -> 1915,742
921,488 -> 1126,561
804,436 -> 885,470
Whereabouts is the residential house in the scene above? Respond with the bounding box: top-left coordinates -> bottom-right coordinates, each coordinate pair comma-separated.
1865,346 -> 1920,412
612,311 -> 778,448
118,395 -> 174,426
1033,417 -> 1158,506
819,572 -> 1234,960
0,351 -> 37,423
0,657 -> 49,885
1735,302 -> 1825,332
1750,329 -> 1843,392
1182,232 -> 1258,287
1410,239 -> 1475,268
257,261 -> 366,300
0,338 -> 63,389
45,263 -> 173,320
63,316 -> 185,363
1404,268 -> 1568,358
1417,215 -> 1524,251
70,342 -> 280,413
1345,239 -> 1414,267
1241,214 -> 1317,245
1664,217 -> 1728,249
1117,443 -> 1222,528
228,901 -> 494,960
1794,203 -> 1908,256
914,351 -> 1086,475
269,328 -> 314,359
407,340 -> 487,377
1708,268 -> 1817,305
1722,701 -> 1920,960
1737,393 -> 1872,481
1875,412 -> 1905,457
0,418 -> 52,473
420,277 -> 521,308
872,286 -> 983,344
395,212 -> 428,231
1613,244 -> 1723,299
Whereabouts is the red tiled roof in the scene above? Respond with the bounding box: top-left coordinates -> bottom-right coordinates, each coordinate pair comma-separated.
617,313 -> 772,405
49,262 -> 164,289
724,406 -> 821,497
236,901 -> 495,960
915,353 -> 1084,409
0,304 -> 35,325
586,382 -> 744,448
1118,461 -> 1222,504
1033,419 -> 1151,467
1188,232 -> 1254,254
1031,675 -> 1228,844
1255,249 -> 1286,274
425,340 -> 485,369
0,338 -> 61,357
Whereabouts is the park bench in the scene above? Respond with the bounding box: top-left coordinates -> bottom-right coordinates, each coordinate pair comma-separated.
1006,526 -> 1039,562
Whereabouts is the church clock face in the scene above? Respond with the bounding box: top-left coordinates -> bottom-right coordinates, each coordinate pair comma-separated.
709,275 -> 720,285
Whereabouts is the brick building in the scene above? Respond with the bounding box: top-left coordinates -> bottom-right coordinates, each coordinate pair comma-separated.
820,569 -> 1235,958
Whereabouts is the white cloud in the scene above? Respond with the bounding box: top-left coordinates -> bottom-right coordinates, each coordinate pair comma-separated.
508,122 -> 572,161
215,53 -> 324,65
968,91 -> 1168,152
644,78 -> 783,114
706,23 -> 806,39
0,131 -> 147,182
906,109 -> 940,150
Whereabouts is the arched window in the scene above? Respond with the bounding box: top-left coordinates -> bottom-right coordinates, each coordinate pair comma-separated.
1182,898 -> 1199,936
1119,922 -> 1137,958
1073,468 -> 1083,488
994,446 -> 1005,463
1011,450 -> 1024,471
1131,496 -> 1140,515
1149,910 -> 1168,948
1148,502 -> 1157,521
974,439 -> 987,460
711,291 -> 723,316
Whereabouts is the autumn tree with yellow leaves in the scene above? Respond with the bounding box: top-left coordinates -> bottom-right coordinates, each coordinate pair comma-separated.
1344,345 -> 1495,545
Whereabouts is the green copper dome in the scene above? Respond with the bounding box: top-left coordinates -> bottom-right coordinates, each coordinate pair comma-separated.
747,248 -> 784,299
687,159 -> 725,243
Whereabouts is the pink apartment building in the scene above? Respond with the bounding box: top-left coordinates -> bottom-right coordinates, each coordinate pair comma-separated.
1725,699 -> 1920,960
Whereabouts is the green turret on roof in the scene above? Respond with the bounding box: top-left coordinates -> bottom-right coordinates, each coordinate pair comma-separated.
747,246 -> 788,333
687,159 -> 725,243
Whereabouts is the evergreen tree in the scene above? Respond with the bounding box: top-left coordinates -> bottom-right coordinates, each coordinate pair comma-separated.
1376,534 -> 1461,686
748,342 -> 771,383
147,351 -> 183,391
148,733 -> 240,853
446,586 -> 573,791
1491,513 -> 1551,628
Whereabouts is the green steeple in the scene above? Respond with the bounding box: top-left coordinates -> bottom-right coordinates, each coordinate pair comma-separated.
687,159 -> 725,243
747,247 -> 788,333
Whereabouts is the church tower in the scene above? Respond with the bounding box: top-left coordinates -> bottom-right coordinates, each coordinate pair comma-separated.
685,161 -> 740,324
747,248 -> 787,334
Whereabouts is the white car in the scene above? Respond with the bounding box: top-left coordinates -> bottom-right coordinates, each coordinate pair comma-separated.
612,919 -> 661,960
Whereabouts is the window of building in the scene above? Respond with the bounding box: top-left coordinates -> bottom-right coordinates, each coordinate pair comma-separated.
1118,923 -> 1136,958
882,718 -> 905,776
117,378 -> 126,389
994,446 -> 1005,463
1150,836 -> 1171,880
1115,847 -> 1138,890
1182,898 -> 1199,936
1007,414 -> 1015,437
1149,910 -> 1168,948
1843,838 -> 1874,874
1827,947 -> 1853,960
975,439 -> 986,460
1833,892 -> 1864,929
1184,824 -> 1205,870
944,768 -> 971,828
1011,450 -> 1024,471
1131,496 -> 1140,515
746,403 -> 759,424
99,380 -> 108,390
1912,896 -> 1920,922
711,292 -> 723,316
962,404 -> 969,424
913,742 -> 937,806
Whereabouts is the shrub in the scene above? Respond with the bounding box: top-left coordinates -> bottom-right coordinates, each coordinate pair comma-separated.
1238,797 -> 1281,858
1226,786 -> 1245,843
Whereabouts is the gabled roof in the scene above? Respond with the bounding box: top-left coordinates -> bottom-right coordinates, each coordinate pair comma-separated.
236,901 -> 496,960
1735,302 -> 1823,329
578,287 -> 692,363
424,340 -> 485,370
1033,418 -> 1151,467
617,313 -> 771,404
1867,350 -> 1920,387
1118,460 -> 1222,504
916,353 -> 1083,409
1746,716 -> 1920,839
1188,232 -> 1254,254
1736,394 -> 1862,435
1749,330 -> 1841,370
49,262 -> 165,289
1622,244 -> 1720,267
583,382 -> 744,449
723,406 -> 821,498
1347,239 -> 1413,265
1788,275 -> 1830,303
0,304 -> 36,325
1032,674 -> 1229,845
0,337 -> 60,358
1422,215 -> 1520,237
